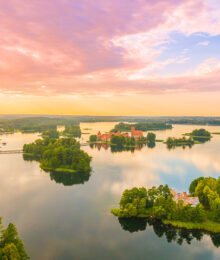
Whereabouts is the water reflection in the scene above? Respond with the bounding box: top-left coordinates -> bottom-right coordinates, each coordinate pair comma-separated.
23,154 -> 91,186
89,143 -> 155,153
49,171 -> 91,186
23,153 -> 40,162
118,218 -> 220,248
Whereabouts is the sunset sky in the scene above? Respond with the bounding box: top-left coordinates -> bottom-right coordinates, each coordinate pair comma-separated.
0,0 -> 220,115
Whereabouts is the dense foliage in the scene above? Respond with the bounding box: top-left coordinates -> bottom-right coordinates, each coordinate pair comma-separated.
191,177 -> 220,210
0,217 -> 29,260
112,177 -> 220,228
89,135 -> 97,142
0,117 -> 80,133
42,129 -> 59,139
111,135 -> 136,147
191,129 -> 211,137
166,118 -> 220,126
63,125 -> 81,138
112,122 -> 172,132
166,137 -> 194,149
188,128 -> 212,143
23,138 -> 91,173
111,185 -> 205,223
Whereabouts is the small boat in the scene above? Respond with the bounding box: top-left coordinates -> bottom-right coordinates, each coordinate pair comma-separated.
2,142 -> 6,145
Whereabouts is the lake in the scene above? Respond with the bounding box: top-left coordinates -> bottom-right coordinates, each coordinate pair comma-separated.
0,122 -> 220,260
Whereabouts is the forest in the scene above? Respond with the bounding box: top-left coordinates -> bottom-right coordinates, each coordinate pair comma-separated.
111,122 -> 172,132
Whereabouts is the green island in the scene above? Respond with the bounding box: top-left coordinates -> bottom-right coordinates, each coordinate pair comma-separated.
165,136 -> 194,149
165,128 -> 212,149
0,217 -> 29,260
23,137 -> 91,173
111,122 -> 172,132
183,128 -> 212,142
111,176 -> 220,233
89,132 -> 156,148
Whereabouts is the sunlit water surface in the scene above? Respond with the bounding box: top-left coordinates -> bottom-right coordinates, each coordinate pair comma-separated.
1,123 -> 220,260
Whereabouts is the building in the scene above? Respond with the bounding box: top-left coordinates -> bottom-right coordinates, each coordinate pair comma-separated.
97,130 -> 122,142
171,189 -> 199,207
131,127 -> 143,139
97,127 -> 143,142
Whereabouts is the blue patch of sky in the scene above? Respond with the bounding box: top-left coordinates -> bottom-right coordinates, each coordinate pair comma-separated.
154,32 -> 220,76
156,158 -> 220,192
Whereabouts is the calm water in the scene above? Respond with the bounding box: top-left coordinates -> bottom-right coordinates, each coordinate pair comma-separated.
1,123 -> 220,260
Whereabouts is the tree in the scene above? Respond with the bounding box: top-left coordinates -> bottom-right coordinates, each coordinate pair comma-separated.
195,177 -> 218,208
191,128 -> 211,137
189,177 -> 205,196
2,243 -> 20,260
1,223 -> 29,260
111,135 -> 126,147
42,129 -> 59,139
211,198 -> 220,222
146,132 -> 156,143
89,135 -> 97,142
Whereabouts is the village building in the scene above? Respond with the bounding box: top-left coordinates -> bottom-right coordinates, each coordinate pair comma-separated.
170,189 -> 199,207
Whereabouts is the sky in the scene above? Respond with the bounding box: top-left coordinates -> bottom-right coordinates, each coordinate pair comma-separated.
0,0 -> 220,116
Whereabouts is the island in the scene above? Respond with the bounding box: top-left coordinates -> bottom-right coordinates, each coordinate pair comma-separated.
165,136 -> 194,149
23,137 -> 91,173
111,176 -> 220,233
89,127 -> 156,149
111,122 -> 172,132
184,128 -> 212,143
0,217 -> 29,260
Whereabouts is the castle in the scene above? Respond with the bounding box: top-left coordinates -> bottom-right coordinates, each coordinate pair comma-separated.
97,127 -> 143,142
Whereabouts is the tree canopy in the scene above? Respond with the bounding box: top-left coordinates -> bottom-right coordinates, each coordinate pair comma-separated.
23,138 -> 91,173
0,218 -> 29,260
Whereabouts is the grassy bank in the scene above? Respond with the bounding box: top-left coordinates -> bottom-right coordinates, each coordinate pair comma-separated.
40,166 -> 76,173
163,219 -> 220,233
111,209 -> 220,233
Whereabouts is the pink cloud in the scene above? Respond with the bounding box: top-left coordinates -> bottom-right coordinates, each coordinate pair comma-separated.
0,0 -> 220,96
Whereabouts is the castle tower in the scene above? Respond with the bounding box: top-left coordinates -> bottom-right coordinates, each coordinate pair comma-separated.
131,127 -> 135,136
97,131 -> 101,140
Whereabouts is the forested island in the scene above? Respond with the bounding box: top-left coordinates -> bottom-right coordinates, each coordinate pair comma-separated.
111,176 -> 220,233
23,138 -> 91,173
184,128 -> 212,142
0,217 -> 29,259
165,137 -> 194,149
165,128 -> 212,149
111,122 -> 172,132
62,125 -> 81,138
